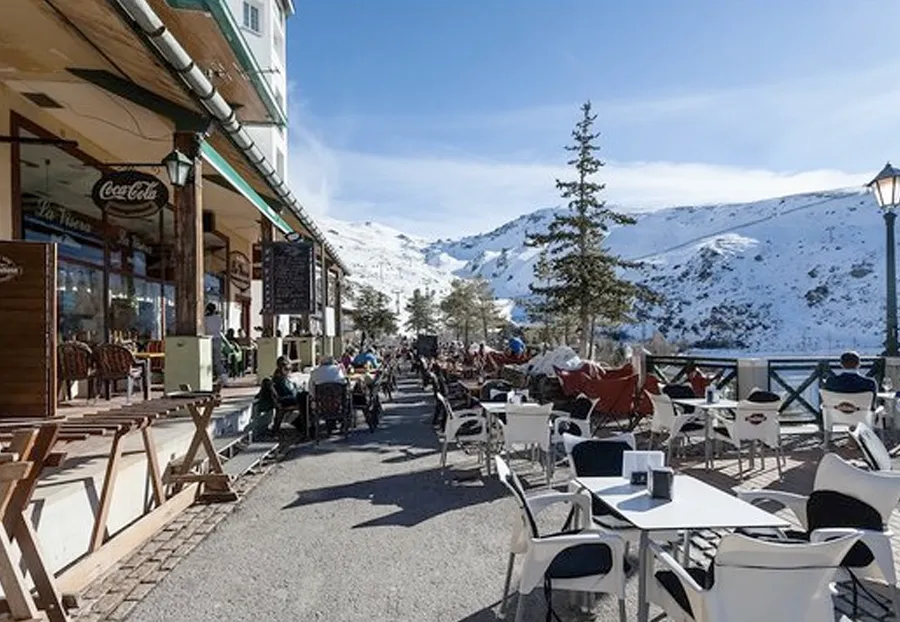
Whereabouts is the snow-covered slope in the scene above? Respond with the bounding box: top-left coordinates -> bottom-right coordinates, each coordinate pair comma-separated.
317,216 -> 456,323
323,188 -> 889,353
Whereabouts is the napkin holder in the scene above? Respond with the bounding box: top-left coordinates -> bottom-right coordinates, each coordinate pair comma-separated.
622,450 -> 665,486
648,467 -> 675,500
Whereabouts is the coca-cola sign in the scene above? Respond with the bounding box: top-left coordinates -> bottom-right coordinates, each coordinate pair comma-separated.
91,170 -> 169,218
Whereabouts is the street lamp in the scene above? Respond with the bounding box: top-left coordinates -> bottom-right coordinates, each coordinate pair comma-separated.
868,162 -> 900,356
161,149 -> 194,187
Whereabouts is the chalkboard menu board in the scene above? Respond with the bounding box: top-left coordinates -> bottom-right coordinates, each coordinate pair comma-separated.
261,241 -> 316,315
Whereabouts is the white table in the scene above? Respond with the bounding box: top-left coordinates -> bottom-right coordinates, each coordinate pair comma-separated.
576,475 -> 789,622
479,402 -> 548,474
672,398 -> 739,469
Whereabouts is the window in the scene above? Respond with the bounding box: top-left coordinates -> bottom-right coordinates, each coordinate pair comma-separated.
276,149 -> 285,179
242,1 -> 261,34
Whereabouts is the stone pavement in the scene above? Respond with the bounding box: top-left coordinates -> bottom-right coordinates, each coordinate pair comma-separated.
70,375 -> 896,621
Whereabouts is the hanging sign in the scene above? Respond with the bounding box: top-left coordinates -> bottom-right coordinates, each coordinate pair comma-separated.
229,250 -> 252,292
91,170 -> 169,218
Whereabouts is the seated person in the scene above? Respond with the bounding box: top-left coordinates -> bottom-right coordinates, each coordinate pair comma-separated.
508,336 -> 526,359
267,356 -> 307,433
310,356 -> 348,433
309,355 -> 347,397
222,328 -> 244,377
352,347 -> 380,369
823,351 -> 878,394
340,348 -> 356,371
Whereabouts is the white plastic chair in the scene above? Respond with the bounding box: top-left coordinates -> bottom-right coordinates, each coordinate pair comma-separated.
714,399 -> 784,479
437,392 -> 489,469
647,392 -> 706,462
739,452 -> 900,620
495,456 -> 627,622
820,389 -> 883,449
501,403 -> 554,482
648,531 -> 861,622
850,422 -> 894,472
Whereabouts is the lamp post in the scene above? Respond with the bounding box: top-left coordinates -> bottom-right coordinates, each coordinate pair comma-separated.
868,162 -> 900,357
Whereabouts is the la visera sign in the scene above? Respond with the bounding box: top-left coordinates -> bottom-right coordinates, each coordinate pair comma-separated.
91,170 -> 169,219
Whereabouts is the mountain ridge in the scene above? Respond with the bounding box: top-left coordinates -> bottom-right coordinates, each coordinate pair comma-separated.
321,187 -> 886,354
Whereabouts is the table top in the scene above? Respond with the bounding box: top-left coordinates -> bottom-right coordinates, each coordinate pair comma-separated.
878,392 -> 898,400
673,397 -> 740,410
576,475 -> 790,531
481,402 -> 547,414
133,352 -> 165,359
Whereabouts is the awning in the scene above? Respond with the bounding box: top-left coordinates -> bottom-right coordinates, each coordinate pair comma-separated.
200,141 -> 292,235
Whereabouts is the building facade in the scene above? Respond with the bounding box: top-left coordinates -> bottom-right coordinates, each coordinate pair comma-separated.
0,0 -> 345,397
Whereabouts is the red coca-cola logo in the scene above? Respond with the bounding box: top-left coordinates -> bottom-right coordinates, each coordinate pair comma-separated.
91,170 -> 169,218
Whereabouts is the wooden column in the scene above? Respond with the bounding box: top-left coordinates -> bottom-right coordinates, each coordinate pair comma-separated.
320,242 -> 328,355
335,274 -> 343,338
260,219 -> 275,337
172,132 -> 204,336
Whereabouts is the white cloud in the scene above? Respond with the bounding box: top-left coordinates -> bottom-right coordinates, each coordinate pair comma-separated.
285,63 -> 896,238
288,139 -> 868,238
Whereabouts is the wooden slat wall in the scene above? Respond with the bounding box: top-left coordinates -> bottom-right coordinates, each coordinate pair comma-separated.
0,242 -> 56,419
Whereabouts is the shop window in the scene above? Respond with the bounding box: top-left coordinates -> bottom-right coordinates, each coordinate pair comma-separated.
16,127 -> 173,345
109,274 -> 162,342
58,262 -> 105,343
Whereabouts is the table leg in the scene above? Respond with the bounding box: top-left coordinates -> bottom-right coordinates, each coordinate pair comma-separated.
90,432 -> 125,552
638,530 -> 650,622
704,414 -> 712,470
175,401 -> 236,501
484,409 -> 494,476
141,427 -> 165,510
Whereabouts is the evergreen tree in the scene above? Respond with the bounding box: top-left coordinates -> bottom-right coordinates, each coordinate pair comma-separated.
404,288 -> 438,335
472,278 -> 503,343
527,101 -> 645,358
439,279 -> 478,344
349,285 -> 398,344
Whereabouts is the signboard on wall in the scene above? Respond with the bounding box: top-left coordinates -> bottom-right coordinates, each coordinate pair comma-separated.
91,170 -> 168,218
0,241 -> 56,418
261,241 -> 316,315
229,250 -> 252,292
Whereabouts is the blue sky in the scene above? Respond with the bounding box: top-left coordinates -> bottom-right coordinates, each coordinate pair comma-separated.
285,1 -> 900,238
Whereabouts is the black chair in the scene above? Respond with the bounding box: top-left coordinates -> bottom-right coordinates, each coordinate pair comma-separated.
662,383 -> 697,413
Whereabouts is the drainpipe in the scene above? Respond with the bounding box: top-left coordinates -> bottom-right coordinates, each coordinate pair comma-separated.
113,0 -> 348,275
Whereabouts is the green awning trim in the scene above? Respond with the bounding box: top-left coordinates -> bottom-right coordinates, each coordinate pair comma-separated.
200,142 -> 292,234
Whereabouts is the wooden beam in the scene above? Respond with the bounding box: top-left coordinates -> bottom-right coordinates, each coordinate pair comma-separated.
172,132 -> 204,336
57,484 -> 199,595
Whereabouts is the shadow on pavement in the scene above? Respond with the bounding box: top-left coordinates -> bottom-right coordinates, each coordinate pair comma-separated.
281,466 -> 506,528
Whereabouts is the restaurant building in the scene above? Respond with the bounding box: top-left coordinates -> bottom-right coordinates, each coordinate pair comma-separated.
0,0 -> 346,397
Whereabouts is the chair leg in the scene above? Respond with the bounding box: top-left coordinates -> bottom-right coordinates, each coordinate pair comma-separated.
648,430 -> 655,450
513,587 -> 527,622
499,552 -> 515,618
440,436 -> 449,468
618,598 -> 627,622
737,448 -> 743,480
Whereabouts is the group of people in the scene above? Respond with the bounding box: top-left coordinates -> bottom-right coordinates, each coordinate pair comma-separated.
263,344 -> 387,436
204,303 -> 255,384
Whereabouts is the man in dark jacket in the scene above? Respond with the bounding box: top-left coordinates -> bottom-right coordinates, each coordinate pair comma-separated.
823,351 -> 878,394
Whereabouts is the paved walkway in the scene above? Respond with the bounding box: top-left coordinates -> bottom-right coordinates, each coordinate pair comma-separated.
79,374 -> 892,621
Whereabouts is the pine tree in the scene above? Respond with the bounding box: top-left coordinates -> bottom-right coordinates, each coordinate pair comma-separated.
404,288 -> 438,335
349,285 -> 398,344
472,278 -> 503,343
439,280 -> 478,344
527,101 -> 645,358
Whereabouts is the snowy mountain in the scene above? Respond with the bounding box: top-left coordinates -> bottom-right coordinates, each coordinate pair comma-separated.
322,188 -> 890,354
